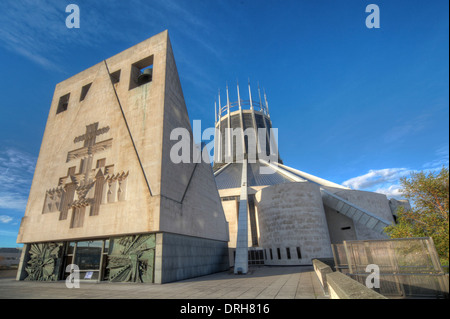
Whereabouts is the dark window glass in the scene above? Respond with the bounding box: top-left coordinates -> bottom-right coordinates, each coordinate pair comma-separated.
74,241 -> 103,270
56,93 -> 70,114
297,247 -> 302,259
80,83 -> 92,101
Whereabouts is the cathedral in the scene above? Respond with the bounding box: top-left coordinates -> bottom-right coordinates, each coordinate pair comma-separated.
211,83 -> 409,273
15,30 -> 408,283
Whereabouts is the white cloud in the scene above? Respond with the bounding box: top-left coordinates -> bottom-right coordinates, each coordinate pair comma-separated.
0,193 -> 29,212
341,145 -> 449,200
342,168 -> 410,190
374,184 -> 404,198
0,148 -> 36,211
0,215 -> 13,224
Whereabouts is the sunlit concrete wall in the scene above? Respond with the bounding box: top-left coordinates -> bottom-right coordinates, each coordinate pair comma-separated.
255,182 -> 333,265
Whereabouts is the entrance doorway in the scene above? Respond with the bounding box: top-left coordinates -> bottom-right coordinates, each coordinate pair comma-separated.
61,239 -> 109,282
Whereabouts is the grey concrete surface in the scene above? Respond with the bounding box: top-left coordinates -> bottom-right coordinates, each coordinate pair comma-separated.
0,266 -> 328,299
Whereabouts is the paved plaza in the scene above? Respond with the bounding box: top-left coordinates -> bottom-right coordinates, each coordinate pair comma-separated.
0,266 -> 327,299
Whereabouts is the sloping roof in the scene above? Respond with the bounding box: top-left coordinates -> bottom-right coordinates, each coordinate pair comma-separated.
214,162 -> 293,190
247,162 -> 293,187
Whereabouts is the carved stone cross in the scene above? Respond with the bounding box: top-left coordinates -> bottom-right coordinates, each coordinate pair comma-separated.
67,123 -> 111,163
74,122 -> 110,148
42,122 -> 127,228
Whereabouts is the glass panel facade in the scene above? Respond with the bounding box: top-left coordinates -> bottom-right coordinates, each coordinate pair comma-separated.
74,241 -> 103,271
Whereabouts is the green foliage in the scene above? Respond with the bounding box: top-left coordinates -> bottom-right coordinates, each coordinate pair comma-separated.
385,166 -> 449,266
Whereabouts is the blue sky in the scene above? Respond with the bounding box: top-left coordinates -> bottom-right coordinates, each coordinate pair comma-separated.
0,0 -> 448,247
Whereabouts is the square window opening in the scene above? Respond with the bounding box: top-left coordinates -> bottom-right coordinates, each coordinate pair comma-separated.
110,70 -> 121,84
56,93 -> 70,114
129,55 -> 154,90
79,83 -> 92,101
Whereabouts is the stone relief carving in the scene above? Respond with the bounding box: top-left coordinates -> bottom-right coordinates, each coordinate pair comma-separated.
24,242 -> 63,281
41,122 -> 129,228
107,234 -> 155,283
42,187 -> 64,213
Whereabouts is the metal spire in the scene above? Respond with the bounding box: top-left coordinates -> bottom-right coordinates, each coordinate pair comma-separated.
237,81 -> 242,111
248,79 -> 254,110
214,100 -> 217,124
257,82 -> 263,113
218,89 -> 221,120
217,89 -> 222,164
226,82 -> 232,161
247,79 -> 261,159
226,82 -> 230,114
263,88 -> 270,117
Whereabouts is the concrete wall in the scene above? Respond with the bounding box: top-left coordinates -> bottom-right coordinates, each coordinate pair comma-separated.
255,182 -> 333,265
159,161 -> 229,242
160,34 -> 194,202
154,233 -> 229,284
326,272 -> 388,299
222,199 -> 239,248
312,259 -> 333,295
324,187 -> 395,241
221,197 -> 257,249
17,30 -> 228,245
389,198 -> 411,219
324,206 -> 357,244
17,32 -> 169,243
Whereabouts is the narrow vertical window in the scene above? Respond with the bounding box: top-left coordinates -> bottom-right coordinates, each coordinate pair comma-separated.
286,247 -> 291,259
277,248 -> 281,260
296,247 -> 302,259
79,83 -> 92,101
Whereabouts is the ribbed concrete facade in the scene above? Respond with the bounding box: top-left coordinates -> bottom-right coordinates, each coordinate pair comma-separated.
255,182 -> 333,265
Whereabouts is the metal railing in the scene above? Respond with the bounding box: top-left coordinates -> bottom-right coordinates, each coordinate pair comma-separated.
331,237 -> 449,298
218,100 -> 267,117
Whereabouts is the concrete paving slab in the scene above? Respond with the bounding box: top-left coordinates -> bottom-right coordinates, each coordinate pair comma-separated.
0,266 -> 328,299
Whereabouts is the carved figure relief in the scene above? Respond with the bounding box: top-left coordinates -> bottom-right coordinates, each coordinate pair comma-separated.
41,122 -> 129,228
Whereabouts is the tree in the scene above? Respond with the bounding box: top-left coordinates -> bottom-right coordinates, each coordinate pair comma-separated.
385,166 -> 449,266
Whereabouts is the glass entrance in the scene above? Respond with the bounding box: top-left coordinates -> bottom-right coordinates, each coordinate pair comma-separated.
62,239 -> 109,281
